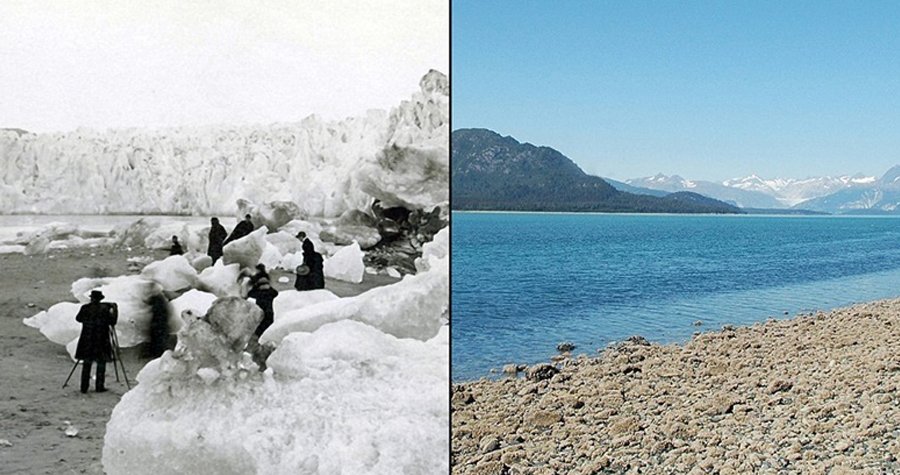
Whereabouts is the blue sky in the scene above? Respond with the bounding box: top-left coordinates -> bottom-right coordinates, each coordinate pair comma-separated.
452,1 -> 900,182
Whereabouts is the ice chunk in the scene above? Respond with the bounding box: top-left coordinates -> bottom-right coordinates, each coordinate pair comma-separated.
169,289 -> 218,328
237,199 -> 302,231
257,242 -> 283,270
277,252 -> 305,272
22,302 -> 82,345
190,254 -> 213,272
0,244 -> 25,254
24,235 -> 51,255
113,219 -> 157,248
143,222 -> 190,250
323,242 -> 365,284
205,297 -> 262,350
69,275 -> 163,348
263,231 -> 303,256
140,255 -> 199,293
319,225 -> 381,249
276,219 -> 322,241
271,289 -> 339,320
196,261 -> 243,297
262,256 -> 448,343
222,226 -> 268,270
415,226 -> 448,273
102,320 -> 448,474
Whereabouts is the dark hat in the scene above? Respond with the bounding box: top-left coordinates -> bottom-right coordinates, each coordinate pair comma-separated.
295,265 -> 310,276
90,290 -> 104,300
296,231 -> 306,239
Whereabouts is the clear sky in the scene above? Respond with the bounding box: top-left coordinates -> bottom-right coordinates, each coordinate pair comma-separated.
452,1 -> 900,182
0,0 -> 448,133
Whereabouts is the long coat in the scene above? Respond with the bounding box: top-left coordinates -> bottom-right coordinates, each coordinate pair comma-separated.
248,286 -> 279,336
74,302 -> 118,362
224,219 -> 254,245
208,223 -> 227,262
294,251 -> 325,291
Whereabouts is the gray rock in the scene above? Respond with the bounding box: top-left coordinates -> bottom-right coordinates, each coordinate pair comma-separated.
557,341 -> 576,352
479,436 -> 500,454
525,364 -> 559,382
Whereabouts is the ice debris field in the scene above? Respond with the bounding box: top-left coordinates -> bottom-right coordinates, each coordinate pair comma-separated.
13,71 -> 449,474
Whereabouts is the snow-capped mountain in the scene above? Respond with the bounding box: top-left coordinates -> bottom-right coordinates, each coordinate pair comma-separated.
625,171 -> 881,210
722,174 -> 876,207
0,70 -> 448,218
794,166 -> 900,213
625,174 -> 783,209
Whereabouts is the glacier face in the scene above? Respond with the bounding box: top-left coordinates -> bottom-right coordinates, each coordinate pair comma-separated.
0,70 -> 448,218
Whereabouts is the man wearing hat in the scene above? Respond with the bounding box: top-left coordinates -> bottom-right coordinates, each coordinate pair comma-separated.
74,290 -> 118,393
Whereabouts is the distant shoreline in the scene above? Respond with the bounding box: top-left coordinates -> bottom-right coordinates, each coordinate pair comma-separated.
451,209 -> 900,218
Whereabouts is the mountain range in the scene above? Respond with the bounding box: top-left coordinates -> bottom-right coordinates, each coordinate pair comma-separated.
451,129 -> 740,214
621,169 -> 900,214
452,127 -> 900,215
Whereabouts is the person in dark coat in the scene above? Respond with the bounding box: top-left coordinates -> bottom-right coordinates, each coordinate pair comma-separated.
146,294 -> 170,359
248,263 -> 270,287
169,236 -> 184,256
247,277 -> 279,337
224,214 -> 254,245
208,217 -> 227,264
294,239 -> 325,291
74,290 -> 118,393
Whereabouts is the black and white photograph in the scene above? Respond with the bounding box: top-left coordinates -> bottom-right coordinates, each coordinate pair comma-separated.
0,1 -> 448,473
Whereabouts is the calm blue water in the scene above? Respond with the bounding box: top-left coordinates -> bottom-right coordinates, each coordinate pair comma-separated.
452,212 -> 900,381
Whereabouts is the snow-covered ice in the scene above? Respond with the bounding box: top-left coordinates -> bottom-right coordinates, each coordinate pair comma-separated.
102,320 -> 448,475
22,302 -> 82,346
222,226 -> 268,269
169,289 -> 218,322
140,255 -> 199,294
271,289 -> 339,320
323,241 -> 365,284
262,255 -> 448,343
196,261 -> 243,297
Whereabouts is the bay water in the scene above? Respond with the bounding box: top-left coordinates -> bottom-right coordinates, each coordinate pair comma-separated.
452,212 -> 900,380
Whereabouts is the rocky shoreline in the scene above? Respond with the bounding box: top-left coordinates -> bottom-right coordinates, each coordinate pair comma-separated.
452,299 -> 900,474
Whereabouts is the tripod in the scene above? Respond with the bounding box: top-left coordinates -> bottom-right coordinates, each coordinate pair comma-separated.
62,327 -> 131,390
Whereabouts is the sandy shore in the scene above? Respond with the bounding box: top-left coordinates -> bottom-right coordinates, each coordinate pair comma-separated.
452,300 -> 900,474
0,246 -> 397,474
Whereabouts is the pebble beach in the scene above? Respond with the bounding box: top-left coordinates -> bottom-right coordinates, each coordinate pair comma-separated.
452,300 -> 900,474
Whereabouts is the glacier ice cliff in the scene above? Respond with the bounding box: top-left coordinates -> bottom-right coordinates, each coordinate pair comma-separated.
0,70 -> 448,217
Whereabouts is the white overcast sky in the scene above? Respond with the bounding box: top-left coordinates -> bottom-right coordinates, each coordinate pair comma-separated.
0,0 -> 449,133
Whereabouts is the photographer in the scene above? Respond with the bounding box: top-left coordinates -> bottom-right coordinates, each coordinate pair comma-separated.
74,291 -> 118,393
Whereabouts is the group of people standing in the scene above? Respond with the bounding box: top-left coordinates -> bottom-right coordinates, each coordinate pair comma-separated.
74,214 -> 329,394
204,215 -> 324,291
165,213 -> 325,294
